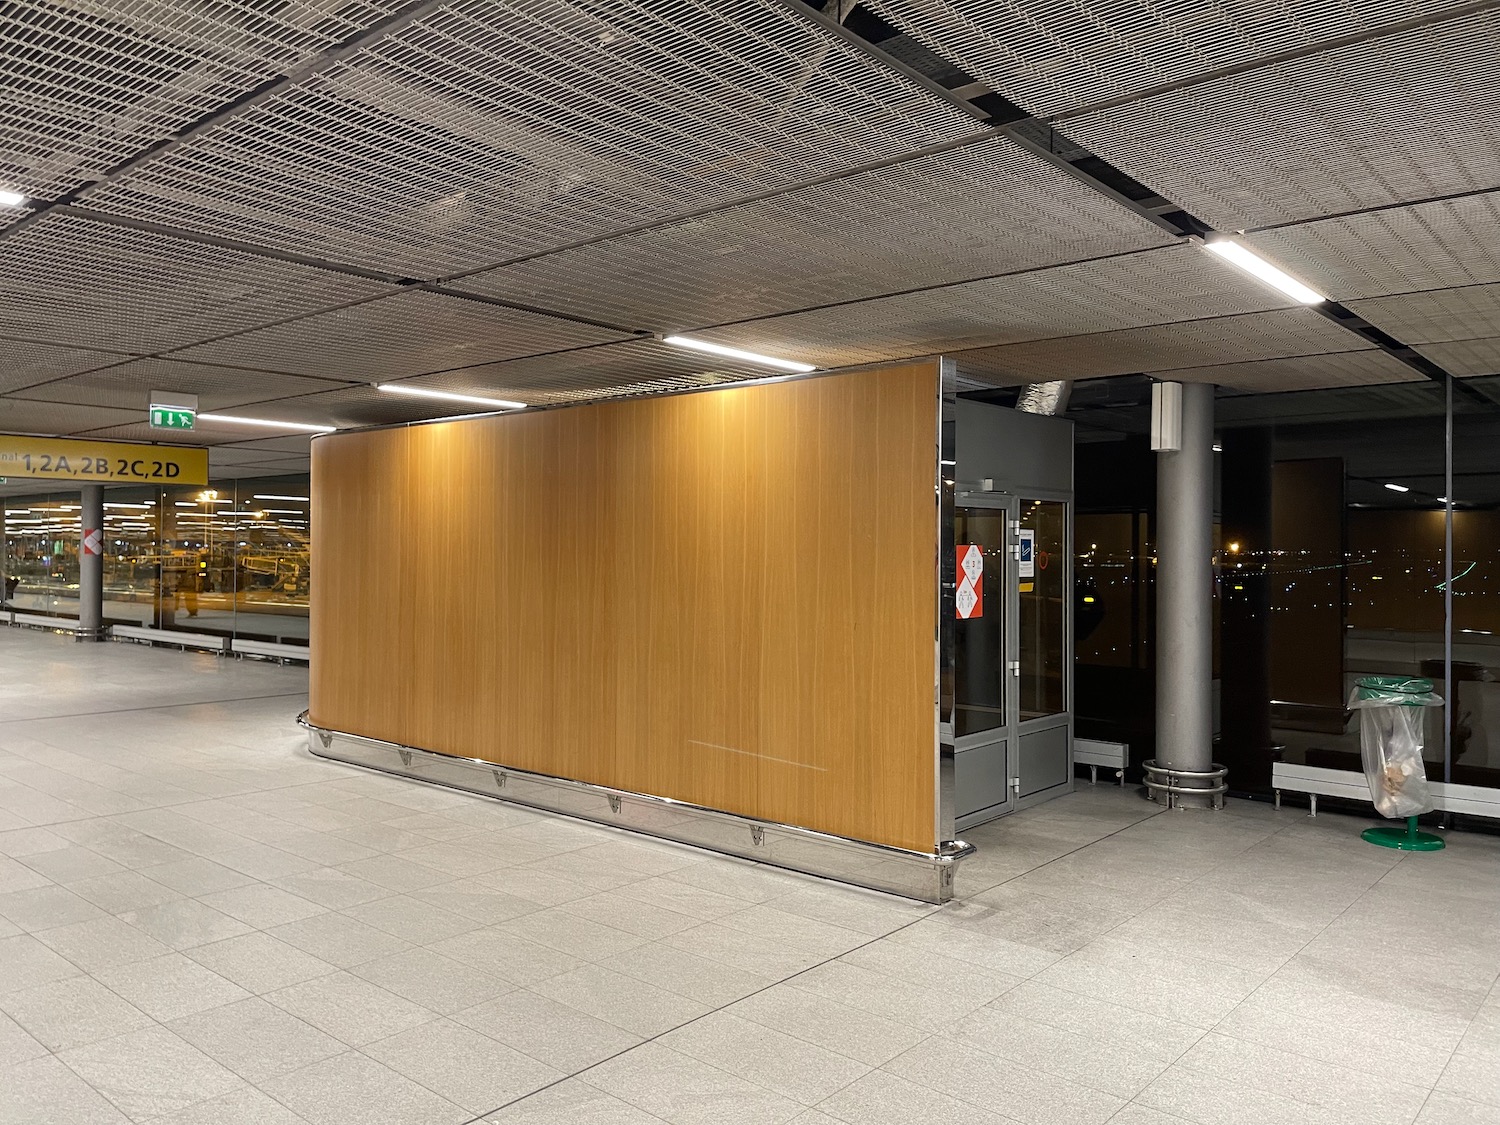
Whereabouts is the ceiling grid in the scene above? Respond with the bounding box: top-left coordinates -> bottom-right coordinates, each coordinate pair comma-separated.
0,0 -> 1495,461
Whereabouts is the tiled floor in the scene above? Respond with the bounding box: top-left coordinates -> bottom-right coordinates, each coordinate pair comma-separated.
1,627 -> 1497,1125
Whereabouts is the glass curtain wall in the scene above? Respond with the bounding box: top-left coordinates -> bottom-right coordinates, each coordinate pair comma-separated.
1069,375 -> 1495,798
2,475 -> 310,647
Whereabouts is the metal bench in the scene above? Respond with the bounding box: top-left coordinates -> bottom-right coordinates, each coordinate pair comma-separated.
1075,738 -> 1128,786
1272,762 -> 1500,820
112,624 -> 229,654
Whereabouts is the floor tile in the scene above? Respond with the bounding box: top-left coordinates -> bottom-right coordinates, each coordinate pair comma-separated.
168,996 -> 345,1084
585,1041 -> 805,1125
184,932 -> 338,995
499,907 -> 651,961
117,897 -> 253,951
480,1078 -> 668,1123
35,914 -> 173,970
816,1068 -> 1013,1125
1416,1091 -> 1500,1125
884,1036 -> 1125,1125
0,976 -> 153,1052
1439,1051 -> 1500,1109
364,1016 -> 564,1114
198,884 -> 326,929
343,893 -> 481,945
0,1010 -> 49,1064
531,963 -> 709,1037
726,984 -> 927,1067
0,1054 -> 129,1124
455,988 -> 642,1072
94,952 -> 252,1022
429,926 -> 583,985
59,1025 -> 245,1120
16,845 -> 124,884
351,946 -> 513,1014
264,971 -> 435,1047
269,867 -> 390,910
0,933 -> 83,994
65,870 -> 184,915
660,1011 -> 870,1105
0,884 -> 108,932
267,911 -> 414,968
261,1051 -> 469,1125
143,1085 -> 312,1125
600,941 -> 776,1007
133,857 -> 257,897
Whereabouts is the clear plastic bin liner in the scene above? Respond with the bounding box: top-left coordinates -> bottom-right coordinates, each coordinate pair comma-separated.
1347,677 -> 1443,819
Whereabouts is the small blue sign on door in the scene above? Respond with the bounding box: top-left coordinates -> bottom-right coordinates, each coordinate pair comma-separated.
1018,528 -> 1036,578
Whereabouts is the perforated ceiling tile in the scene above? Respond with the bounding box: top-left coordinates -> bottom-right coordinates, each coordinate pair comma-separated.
406,337 -> 779,403
9,357 -> 344,410
175,289 -> 628,379
1414,337 -> 1500,377
0,0 -> 409,198
0,338 -> 128,391
0,396 -> 138,435
866,0 -> 1471,116
214,383 -> 516,429
1151,350 -> 1420,393
0,213 -> 394,352
952,308 -> 1367,385
85,0 -> 977,276
1349,284 -> 1500,344
1065,10 -> 1500,231
1246,193 -> 1500,301
461,135 -> 1176,330
691,243 -> 1296,368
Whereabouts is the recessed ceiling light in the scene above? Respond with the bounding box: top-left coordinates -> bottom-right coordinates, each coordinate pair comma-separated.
0,188 -> 27,208
253,494 -> 309,502
662,335 -> 816,373
1203,239 -> 1325,304
1384,483 -> 1410,493
197,413 -> 335,434
375,384 -> 525,410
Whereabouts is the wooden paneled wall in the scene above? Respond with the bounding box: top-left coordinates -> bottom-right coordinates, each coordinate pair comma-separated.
310,362 -> 940,851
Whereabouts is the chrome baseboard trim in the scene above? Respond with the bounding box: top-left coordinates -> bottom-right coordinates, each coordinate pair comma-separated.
299,714 -> 973,903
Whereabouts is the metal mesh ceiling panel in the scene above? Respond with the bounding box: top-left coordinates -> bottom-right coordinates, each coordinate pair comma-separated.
1349,284 -> 1500,344
1247,192 -> 1500,301
85,0 -> 976,277
953,309 -> 1366,385
1152,350 -> 1420,393
694,244 -> 1296,369
210,384 -> 501,429
0,213 -> 393,352
10,358 -> 342,410
0,338 -> 127,391
1414,337 -> 1500,377
0,0 -> 409,198
0,396 -> 138,435
176,290 -> 628,378
462,136 -> 1175,330
409,338 -> 780,403
865,0 -> 1470,116
1066,10 -> 1500,231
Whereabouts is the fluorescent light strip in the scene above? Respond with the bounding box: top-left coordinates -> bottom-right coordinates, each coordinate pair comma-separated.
1203,240 -> 1325,305
0,188 -> 26,208
376,384 -> 526,410
662,335 -> 817,373
197,413 -> 335,434
253,495 -> 308,502
1384,483 -> 1410,493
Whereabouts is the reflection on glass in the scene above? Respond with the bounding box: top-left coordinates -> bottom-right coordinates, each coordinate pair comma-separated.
1019,499 -> 1066,720
2,475 -> 310,645
954,508 -> 1005,737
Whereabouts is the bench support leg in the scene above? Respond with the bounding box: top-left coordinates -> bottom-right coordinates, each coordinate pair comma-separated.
1089,765 -> 1098,785
1309,793 -> 1317,818
1117,768 -> 1126,787
1274,790 -> 1281,811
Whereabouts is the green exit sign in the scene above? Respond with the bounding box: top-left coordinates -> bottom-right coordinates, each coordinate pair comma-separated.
150,407 -> 196,430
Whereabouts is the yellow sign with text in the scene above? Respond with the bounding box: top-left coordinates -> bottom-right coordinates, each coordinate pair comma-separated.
0,435 -> 208,486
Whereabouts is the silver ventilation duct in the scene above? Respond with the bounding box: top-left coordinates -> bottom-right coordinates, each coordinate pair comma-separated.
1015,381 -> 1071,415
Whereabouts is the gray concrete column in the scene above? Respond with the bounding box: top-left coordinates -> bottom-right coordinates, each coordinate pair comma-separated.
1155,381 -> 1215,798
79,484 -> 104,641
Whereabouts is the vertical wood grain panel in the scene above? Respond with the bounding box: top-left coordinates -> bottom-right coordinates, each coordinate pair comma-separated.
311,362 -> 939,851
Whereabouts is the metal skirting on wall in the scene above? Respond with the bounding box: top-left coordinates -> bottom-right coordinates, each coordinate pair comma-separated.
299,715 -> 975,904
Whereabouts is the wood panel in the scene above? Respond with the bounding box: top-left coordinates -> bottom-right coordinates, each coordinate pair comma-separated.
311,362 -> 940,851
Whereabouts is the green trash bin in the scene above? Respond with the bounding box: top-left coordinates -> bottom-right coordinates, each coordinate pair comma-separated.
1346,676 -> 1444,851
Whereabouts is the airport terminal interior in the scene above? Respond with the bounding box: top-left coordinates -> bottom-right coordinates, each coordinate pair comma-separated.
2,1 -> 1499,1122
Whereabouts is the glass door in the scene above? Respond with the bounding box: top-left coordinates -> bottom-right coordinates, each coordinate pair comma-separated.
953,500 -> 1015,826
1016,497 -> 1071,798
